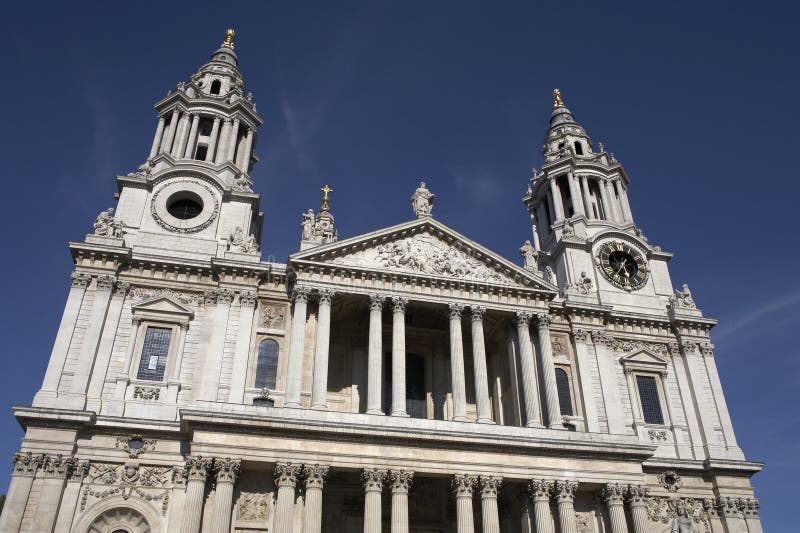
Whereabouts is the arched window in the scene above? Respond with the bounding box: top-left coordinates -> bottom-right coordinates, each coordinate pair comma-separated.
574,141 -> 583,155
555,368 -> 574,416
210,79 -> 221,95
255,339 -> 279,389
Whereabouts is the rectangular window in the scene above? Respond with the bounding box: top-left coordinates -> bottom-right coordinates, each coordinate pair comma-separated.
136,326 -> 172,381
636,375 -> 664,425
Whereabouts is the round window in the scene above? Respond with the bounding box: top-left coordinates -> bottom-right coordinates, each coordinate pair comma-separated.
166,192 -> 203,220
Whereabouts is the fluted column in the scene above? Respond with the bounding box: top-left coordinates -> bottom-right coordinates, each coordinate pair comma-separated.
529,479 -> 555,533
149,114 -> 166,158
452,474 -> 477,533
470,306 -> 494,424
570,328 -> 599,432
362,468 -> 387,533
515,312 -> 542,427
183,113 -> 201,158
54,460 -> 89,532
311,290 -> 335,409
0,452 -> 42,533
389,470 -> 413,533
229,292 -> 257,403
448,303 -> 468,421
579,175 -> 593,218
209,458 -> 240,533
618,183 -> 634,222
302,464 -> 329,533
274,463 -> 302,533
703,499 -> 725,533
535,314 -> 563,429
71,275 -> 115,396
366,294 -> 385,415
743,498 -> 763,533
626,485 -> 649,533
719,498 -> 749,533
391,297 -> 409,417
284,287 -> 310,408
226,117 -> 241,161
555,480 -> 578,533
602,179 -> 621,222
205,117 -> 221,162
181,456 -> 212,533
161,107 -> 180,154
215,118 -> 232,163
479,476 -> 502,533
602,484 -> 629,533
171,110 -> 191,157
238,127 -> 255,170
31,454 -> 75,532
549,177 -> 565,220
567,171 -> 585,217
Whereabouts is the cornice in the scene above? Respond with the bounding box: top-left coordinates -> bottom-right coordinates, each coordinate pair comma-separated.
153,92 -> 263,126
13,406 -> 95,430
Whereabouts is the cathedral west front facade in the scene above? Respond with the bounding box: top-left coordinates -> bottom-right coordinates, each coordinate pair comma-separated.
0,30 -> 764,533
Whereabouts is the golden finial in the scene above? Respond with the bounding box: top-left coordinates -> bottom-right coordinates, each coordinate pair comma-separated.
222,28 -> 235,49
553,88 -> 564,108
320,184 -> 333,212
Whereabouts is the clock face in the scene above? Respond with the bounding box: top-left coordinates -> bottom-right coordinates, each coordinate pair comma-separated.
596,241 -> 648,290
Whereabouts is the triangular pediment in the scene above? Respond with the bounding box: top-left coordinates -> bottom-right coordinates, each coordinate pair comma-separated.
620,349 -> 668,369
132,297 -> 195,320
290,217 -> 557,292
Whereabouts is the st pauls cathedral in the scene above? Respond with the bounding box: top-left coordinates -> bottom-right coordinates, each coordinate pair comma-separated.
0,30 -> 763,533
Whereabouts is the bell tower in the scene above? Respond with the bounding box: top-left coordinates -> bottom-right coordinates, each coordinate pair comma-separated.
522,90 -> 676,313
103,29 -> 264,261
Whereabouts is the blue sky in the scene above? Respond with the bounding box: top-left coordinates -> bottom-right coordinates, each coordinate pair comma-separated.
0,1 -> 798,529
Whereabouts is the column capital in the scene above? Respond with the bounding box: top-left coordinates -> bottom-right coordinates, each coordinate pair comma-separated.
239,290 -> 258,307
362,468 -> 387,492
96,274 -> 116,291
389,469 -> 414,494
448,302 -> 465,319
368,293 -> 385,311
392,296 -> 408,313
479,475 -> 502,498
590,329 -> 614,346
535,313 -> 552,328
602,483 -> 627,505
626,484 -> 649,506
528,479 -> 553,502
554,480 -> 578,503
318,288 -> 336,305
185,456 -> 213,483
303,464 -> 330,490
68,460 -> 90,482
274,462 -> 302,488
70,271 -> 92,288
40,453 -> 77,479
718,497 -> 744,518
11,451 -> 43,477
571,328 -> 590,343
470,305 -> 487,322
452,474 -> 477,498
291,286 -> 311,304
743,497 -> 760,518
515,311 -> 532,327
212,115 -> 222,123
214,457 -> 241,484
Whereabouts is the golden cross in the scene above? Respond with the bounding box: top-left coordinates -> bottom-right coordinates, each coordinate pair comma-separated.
553,88 -> 564,108
320,184 -> 333,211
222,28 -> 236,49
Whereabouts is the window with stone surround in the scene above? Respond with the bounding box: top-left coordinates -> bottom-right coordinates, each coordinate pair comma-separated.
620,350 -> 671,428
636,375 -> 664,425
255,339 -> 279,389
555,367 -> 575,416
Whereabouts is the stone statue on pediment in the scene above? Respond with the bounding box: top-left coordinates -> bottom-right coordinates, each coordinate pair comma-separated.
93,208 -> 124,238
411,182 -> 435,218
301,209 -> 316,241
228,226 -> 259,254
519,240 -> 539,271
674,284 -> 696,309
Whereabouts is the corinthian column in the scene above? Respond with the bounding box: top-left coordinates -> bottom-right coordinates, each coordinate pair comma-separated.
284,287 -> 310,408
0,452 -> 42,532
452,474 -> 477,533
554,480 -> 578,533
274,462 -> 302,533
743,498 -> 763,533
181,456 -> 213,533
479,476 -> 502,533
205,117 -> 221,162
184,112 -> 201,158
515,312 -> 542,427
31,454 -> 76,532
362,468 -> 387,533
311,290 -> 335,409
162,107 -> 180,154
391,297 -> 409,417
303,464 -> 329,533
470,306 -> 494,424
719,498 -> 748,533
529,479 -> 555,533
535,314 -> 563,429
389,470 -> 413,533
150,114 -> 166,158
208,458 -> 240,533
602,483 -> 629,533
626,485 -> 649,533
366,294 -> 385,415
449,303 -> 468,421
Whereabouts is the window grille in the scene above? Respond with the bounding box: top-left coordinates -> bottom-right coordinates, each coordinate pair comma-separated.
136,327 -> 172,381
255,339 -> 279,389
636,375 -> 664,425
556,368 -> 574,416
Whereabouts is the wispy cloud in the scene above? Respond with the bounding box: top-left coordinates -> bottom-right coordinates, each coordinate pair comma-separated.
281,93 -> 318,174
713,289 -> 800,342
449,167 -> 503,204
